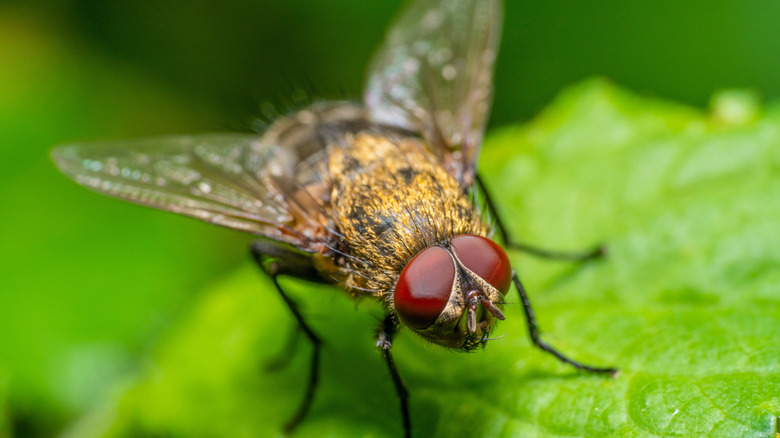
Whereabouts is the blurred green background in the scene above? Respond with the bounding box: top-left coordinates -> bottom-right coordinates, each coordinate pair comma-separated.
2,0 -> 780,436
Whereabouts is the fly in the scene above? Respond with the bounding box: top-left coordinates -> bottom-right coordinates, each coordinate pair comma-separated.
52,0 -> 618,437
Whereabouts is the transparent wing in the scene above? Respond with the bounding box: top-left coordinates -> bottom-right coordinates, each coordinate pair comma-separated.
52,134 -> 301,240
364,0 -> 502,186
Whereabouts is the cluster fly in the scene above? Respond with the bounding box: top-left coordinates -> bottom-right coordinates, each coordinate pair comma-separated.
52,0 -> 618,436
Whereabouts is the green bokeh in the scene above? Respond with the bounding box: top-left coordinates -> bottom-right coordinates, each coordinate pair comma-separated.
2,1 -> 780,437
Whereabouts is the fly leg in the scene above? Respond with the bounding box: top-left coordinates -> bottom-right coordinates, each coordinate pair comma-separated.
513,270 -> 618,376
250,240 -> 324,434
376,315 -> 411,438
475,174 -> 605,261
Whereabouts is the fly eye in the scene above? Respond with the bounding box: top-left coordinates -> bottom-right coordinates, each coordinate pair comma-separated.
393,246 -> 455,329
451,235 -> 512,294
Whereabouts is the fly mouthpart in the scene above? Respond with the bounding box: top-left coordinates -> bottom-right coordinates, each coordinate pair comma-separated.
465,290 -> 505,334
483,299 -> 505,320
467,304 -> 477,333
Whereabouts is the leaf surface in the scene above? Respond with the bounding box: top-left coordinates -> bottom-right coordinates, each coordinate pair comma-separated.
68,80 -> 780,438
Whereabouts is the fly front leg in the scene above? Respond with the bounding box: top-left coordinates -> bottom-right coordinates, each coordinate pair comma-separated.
475,174 -> 605,261
512,271 -> 618,376
250,240 -> 324,434
376,314 -> 411,438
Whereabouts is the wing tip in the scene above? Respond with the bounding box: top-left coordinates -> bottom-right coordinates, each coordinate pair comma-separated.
50,143 -> 80,174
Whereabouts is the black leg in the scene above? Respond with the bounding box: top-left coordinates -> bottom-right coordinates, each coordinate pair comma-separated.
512,271 -> 618,376
376,315 -> 411,438
505,241 -> 604,261
251,242 -> 324,434
475,174 -> 605,261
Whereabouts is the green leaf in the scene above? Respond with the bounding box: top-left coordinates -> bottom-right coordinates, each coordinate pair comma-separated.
65,80 -> 780,437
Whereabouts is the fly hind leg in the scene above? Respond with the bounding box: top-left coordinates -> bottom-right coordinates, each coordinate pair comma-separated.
250,240 -> 324,434
476,174 -> 605,261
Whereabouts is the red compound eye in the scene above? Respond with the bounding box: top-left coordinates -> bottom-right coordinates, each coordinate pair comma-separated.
451,235 -> 512,294
394,246 -> 455,329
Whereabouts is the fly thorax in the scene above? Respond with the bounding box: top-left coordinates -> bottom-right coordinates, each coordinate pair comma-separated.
328,132 -> 488,301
